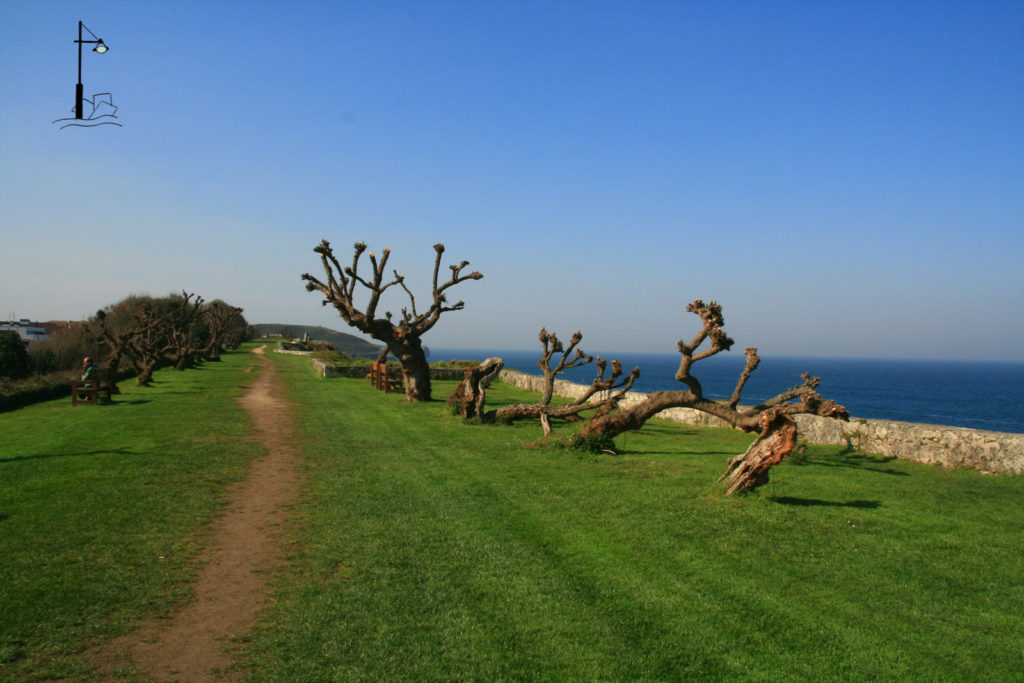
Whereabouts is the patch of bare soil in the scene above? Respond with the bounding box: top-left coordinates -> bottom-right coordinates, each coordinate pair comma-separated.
89,345 -> 300,681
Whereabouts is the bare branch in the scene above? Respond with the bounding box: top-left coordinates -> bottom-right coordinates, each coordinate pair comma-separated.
728,347 -> 760,410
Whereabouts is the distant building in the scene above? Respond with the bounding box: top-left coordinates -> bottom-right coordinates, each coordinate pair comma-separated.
0,319 -> 53,345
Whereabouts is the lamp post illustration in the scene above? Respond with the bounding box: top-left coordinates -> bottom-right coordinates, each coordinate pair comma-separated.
74,21 -> 108,119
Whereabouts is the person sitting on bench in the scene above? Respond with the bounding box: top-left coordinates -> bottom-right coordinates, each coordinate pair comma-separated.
81,356 -> 97,383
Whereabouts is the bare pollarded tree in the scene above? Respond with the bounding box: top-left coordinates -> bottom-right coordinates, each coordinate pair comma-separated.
165,291 -> 206,370
202,300 -> 246,361
448,328 -> 594,420
90,299 -> 145,388
576,300 -> 849,494
127,303 -> 172,385
302,240 -> 483,401
447,328 -> 639,437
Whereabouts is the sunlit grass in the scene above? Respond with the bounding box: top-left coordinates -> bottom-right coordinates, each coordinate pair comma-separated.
2,346 -> 1021,680
0,348 -> 262,680
247,352 -> 1024,681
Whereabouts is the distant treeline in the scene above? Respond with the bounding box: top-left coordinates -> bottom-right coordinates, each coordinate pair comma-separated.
0,291 -> 251,410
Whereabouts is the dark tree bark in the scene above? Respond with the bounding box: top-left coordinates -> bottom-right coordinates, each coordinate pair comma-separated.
447,357 -> 504,419
202,300 -> 245,361
303,241 -> 482,402
577,300 -> 848,494
166,291 -> 205,370
127,305 -> 173,385
90,309 -> 141,393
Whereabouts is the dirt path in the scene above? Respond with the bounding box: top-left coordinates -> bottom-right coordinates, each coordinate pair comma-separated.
92,345 -> 300,681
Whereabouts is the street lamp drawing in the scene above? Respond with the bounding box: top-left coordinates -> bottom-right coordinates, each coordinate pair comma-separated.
75,21 -> 108,118
53,20 -> 121,129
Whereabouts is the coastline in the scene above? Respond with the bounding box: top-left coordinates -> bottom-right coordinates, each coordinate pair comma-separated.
431,348 -> 1024,434
496,369 -> 1024,475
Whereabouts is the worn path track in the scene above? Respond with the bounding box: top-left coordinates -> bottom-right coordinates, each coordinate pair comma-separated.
92,345 -> 300,681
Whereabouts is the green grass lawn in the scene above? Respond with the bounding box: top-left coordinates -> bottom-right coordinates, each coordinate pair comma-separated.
2,346 -> 1023,681
245,352 -> 1024,681
0,347 -> 262,680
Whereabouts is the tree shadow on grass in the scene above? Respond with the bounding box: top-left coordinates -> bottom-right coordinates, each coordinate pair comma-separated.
795,450 -> 908,477
0,448 -> 140,464
769,496 -> 881,509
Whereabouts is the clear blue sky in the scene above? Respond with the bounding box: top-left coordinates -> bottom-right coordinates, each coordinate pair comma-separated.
2,1 -> 1022,360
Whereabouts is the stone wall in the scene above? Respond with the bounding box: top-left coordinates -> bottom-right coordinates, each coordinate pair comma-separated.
308,358 -> 468,381
273,342 -> 315,356
497,369 -> 1024,475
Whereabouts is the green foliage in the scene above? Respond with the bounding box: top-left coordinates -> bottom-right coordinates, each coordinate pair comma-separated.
25,324 -> 103,374
0,331 -> 30,379
0,370 -> 77,412
566,430 -> 618,454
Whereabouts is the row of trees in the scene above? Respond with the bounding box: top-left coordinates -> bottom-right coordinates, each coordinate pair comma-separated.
303,240 -> 850,495
90,292 -> 249,384
4,292 -> 249,384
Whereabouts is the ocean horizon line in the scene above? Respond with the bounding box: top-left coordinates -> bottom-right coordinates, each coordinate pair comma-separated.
428,347 -> 1024,434
430,347 -> 1024,366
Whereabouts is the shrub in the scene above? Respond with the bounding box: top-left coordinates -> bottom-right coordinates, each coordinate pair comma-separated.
27,325 -> 102,374
0,332 -> 30,379
567,431 -> 618,454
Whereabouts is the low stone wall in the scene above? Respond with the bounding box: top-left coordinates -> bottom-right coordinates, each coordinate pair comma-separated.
308,359 -> 368,378
497,369 -> 1024,475
309,358 -> 468,381
273,343 -> 314,356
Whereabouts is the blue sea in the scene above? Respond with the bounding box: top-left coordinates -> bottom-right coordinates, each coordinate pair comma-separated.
431,348 -> 1024,434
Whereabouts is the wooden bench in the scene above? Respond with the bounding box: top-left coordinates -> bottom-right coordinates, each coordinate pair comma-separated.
369,362 -> 403,393
71,368 -> 118,405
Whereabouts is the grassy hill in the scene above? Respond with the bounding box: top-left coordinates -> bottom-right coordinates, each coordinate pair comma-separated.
254,323 -> 382,357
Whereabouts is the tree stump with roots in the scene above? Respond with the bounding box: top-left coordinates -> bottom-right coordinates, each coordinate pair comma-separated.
720,409 -> 798,496
447,357 -> 504,419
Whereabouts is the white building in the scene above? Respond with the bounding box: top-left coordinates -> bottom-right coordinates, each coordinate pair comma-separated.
0,319 -> 51,345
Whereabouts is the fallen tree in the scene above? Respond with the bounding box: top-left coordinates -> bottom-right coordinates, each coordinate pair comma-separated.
303,241 -> 483,401
495,329 -> 638,436
575,300 -> 848,494
447,328 -> 639,438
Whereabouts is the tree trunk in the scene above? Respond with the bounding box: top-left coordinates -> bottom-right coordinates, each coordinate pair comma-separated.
578,390 -> 759,441
393,340 -> 432,401
447,357 -> 504,418
106,352 -> 122,394
134,357 -> 158,385
539,371 -> 555,406
720,410 -> 798,496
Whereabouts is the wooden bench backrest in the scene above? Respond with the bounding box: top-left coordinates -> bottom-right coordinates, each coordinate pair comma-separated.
369,361 -> 402,393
